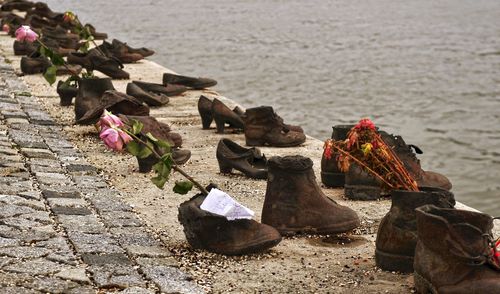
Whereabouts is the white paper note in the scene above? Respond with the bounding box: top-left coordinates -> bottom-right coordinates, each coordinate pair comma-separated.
200,188 -> 254,221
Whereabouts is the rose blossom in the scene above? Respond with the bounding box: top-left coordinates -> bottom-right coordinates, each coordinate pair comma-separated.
98,110 -> 124,129
99,127 -> 132,151
2,24 -> 9,33
15,25 -> 38,43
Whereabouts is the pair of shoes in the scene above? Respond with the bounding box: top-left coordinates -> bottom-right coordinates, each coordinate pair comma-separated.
67,51 -> 129,79
178,190 -> 282,255
74,77 -> 149,125
20,52 -> 82,75
130,80 -> 187,97
320,125 -> 452,199
216,139 -> 267,179
244,106 -> 305,147
197,95 -> 244,133
102,39 -> 153,59
163,73 -> 217,90
126,82 -> 169,106
96,40 -> 144,64
375,187 -> 455,273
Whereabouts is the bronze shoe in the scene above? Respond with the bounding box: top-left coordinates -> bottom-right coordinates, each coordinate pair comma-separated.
197,95 -> 213,129
178,193 -> 282,255
212,98 -> 244,133
163,72 -> 217,89
132,80 -> 187,97
244,106 -> 305,147
414,205 -> 500,293
77,90 -> 149,125
375,187 -> 455,273
216,139 -> 267,179
262,155 -> 360,235
56,80 -> 77,106
74,77 -> 115,122
126,82 -> 169,106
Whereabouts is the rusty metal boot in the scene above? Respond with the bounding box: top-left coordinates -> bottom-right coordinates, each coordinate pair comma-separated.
321,124 -> 353,188
375,187 -> 455,273
178,193 -> 282,255
74,77 -> 115,122
262,155 -> 360,235
244,106 -> 305,147
414,205 -> 500,293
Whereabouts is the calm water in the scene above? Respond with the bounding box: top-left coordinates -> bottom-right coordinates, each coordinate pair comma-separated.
46,0 -> 500,214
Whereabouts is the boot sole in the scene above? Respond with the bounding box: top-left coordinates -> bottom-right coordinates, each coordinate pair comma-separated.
344,184 -> 381,200
276,218 -> 360,236
414,271 -> 438,294
375,248 -> 414,273
321,171 -> 345,188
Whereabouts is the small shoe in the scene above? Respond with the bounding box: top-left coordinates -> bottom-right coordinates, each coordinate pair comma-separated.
118,114 -> 183,148
216,139 -> 267,179
136,148 -> 191,173
132,80 -> 187,96
126,82 -> 169,106
94,41 -> 143,63
85,23 -> 107,40
163,73 -> 217,89
212,98 -> 244,133
28,2 -> 62,19
178,193 -> 282,255
1,0 -> 35,12
20,55 -> 50,74
56,80 -> 78,106
76,90 -> 149,125
112,39 -> 154,57
13,40 -> 37,56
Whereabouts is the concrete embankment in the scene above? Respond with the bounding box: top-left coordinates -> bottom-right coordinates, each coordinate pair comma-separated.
0,31 -> 497,293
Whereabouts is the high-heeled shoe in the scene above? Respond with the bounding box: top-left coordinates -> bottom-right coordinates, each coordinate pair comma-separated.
216,139 -> 267,179
211,98 -> 244,133
197,95 -> 213,129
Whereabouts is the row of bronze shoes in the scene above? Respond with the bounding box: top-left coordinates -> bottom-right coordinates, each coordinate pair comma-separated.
188,98 -> 500,291
4,1 -> 499,291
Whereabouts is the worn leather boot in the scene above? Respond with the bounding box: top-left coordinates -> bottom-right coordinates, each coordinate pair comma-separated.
414,205 -> 500,293
163,73 -> 217,89
375,187 -> 455,273
28,2 -> 62,19
57,80 -> 78,106
216,139 -> 267,179
321,125 -> 353,188
262,155 -> 360,235
179,193 -> 282,255
131,80 -> 187,97
212,98 -> 244,133
244,106 -> 305,147
13,40 -> 37,56
77,90 -> 149,125
126,82 -> 169,106
74,77 -> 115,122
118,114 -> 183,148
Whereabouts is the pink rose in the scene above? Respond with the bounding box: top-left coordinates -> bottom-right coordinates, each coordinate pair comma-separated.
99,127 -> 132,151
98,110 -> 124,129
2,24 -> 9,33
15,25 -> 38,43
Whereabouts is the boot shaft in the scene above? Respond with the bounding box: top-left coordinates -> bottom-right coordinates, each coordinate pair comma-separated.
390,187 -> 455,221
244,106 -> 279,126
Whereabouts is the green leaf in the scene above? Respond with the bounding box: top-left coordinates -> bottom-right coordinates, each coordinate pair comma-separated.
153,159 -> 171,178
173,181 -> 193,194
51,54 -> 65,66
145,132 -> 158,142
151,175 -> 168,189
136,141 -> 153,159
126,141 -> 141,156
131,120 -> 144,135
43,65 -> 57,85
155,139 -> 172,152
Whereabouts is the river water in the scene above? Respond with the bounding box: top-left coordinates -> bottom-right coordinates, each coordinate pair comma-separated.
45,0 -> 500,215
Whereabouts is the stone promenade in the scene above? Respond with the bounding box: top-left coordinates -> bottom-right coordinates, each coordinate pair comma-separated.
0,58 -> 202,293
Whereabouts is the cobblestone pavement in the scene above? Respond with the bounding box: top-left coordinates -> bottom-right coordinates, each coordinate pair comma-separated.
0,58 -> 203,293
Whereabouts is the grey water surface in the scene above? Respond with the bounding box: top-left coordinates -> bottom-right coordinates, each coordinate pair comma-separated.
46,0 -> 500,214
